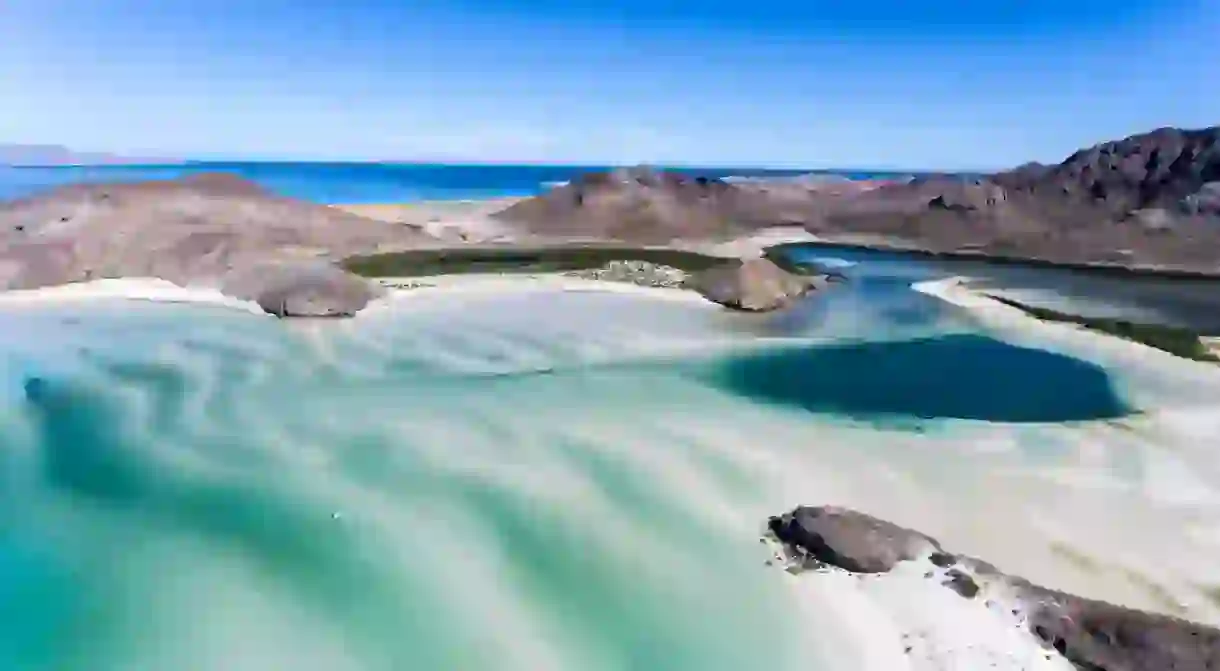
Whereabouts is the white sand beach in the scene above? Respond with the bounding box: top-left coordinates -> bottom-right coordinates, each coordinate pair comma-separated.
370,273 -> 710,305
333,199 -> 527,242
0,273 -> 714,316
0,277 -> 270,315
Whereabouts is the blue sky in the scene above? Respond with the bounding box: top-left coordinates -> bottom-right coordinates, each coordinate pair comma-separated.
0,0 -> 1214,169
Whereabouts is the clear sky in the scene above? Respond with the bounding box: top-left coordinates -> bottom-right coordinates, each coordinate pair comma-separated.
1,0 -> 1214,169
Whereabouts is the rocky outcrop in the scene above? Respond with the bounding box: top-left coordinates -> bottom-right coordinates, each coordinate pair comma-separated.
765,505 -> 1220,671
0,174 -> 435,316
220,262 -> 385,318
686,257 -> 822,311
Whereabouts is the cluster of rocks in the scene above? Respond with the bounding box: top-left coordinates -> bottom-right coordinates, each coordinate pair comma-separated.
561,260 -> 688,288
378,279 -> 437,290
765,505 -> 1220,671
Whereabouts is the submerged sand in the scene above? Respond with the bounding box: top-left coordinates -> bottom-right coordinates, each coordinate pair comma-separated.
4,272 -> 1220,670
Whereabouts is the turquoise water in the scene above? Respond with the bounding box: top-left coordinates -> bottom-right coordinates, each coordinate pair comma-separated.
711,334 -> 1131,422
5,260 -> 1220,670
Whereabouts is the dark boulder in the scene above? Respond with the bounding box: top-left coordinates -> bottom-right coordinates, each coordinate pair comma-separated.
766,505 -> 942,573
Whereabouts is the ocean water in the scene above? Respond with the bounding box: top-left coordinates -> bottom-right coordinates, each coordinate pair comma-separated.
0,162 -> 913,204
4,248 -> 1220,670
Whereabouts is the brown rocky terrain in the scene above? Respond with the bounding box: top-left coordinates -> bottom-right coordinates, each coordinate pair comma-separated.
766,505 -> 1220,671
492,166 -> 887,243
493,126 -> 1220,274
686,257 -> 826,311
0,173 -> 435,315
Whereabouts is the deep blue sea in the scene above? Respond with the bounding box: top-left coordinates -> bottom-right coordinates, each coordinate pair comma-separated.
2,163 -> 1220,669
0,162 -> 916,204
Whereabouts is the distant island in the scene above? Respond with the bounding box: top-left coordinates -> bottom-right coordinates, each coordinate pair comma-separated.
0,143 -> 177,166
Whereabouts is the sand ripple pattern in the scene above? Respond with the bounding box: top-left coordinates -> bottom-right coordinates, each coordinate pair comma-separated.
2,285 -> 1220,670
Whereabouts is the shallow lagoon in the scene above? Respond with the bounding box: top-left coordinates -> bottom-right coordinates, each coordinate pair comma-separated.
3,251 -> 1220,670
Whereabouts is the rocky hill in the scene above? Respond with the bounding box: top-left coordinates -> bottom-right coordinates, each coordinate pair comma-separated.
492,166 -> 884,243
993,126 -> 1219,215
811,127 -> 1220,271
0,173 -> 437,315
494,127 -> 1220,273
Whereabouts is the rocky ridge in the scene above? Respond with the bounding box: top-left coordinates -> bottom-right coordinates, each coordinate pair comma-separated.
494,126 -> 1220,274
765,505 -> 1220,671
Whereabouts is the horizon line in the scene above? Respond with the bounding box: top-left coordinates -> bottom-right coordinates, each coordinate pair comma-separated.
2,157 -> 993,174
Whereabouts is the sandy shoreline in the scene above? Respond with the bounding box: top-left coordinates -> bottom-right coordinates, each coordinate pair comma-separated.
915,277 -> 1220,369
0,277 -> 270,315
0,273 -> 714,314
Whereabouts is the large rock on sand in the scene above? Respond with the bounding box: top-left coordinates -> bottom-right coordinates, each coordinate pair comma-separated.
221,262 -> 385,318
766,506 -> 943,573
687,257 -> 818,311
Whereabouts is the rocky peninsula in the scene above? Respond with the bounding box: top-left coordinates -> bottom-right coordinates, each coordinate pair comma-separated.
765,505 -> 1220,671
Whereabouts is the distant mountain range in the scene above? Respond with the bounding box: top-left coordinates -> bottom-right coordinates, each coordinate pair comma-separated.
0,144 -> 176,166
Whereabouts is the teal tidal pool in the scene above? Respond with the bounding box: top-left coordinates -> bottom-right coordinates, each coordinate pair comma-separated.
708,334 -> 1132,423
